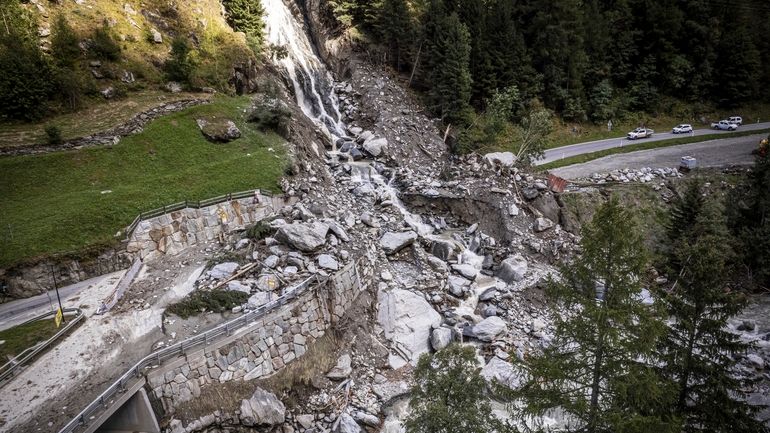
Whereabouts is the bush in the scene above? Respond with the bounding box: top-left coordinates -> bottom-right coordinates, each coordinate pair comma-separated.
247,94 -> 292,137
44,125 -> 63,145
51,15 -> 81,69
164,36 -> 195,85
245,220 -> 273,241
166,290 -> 249,319
90,25 -> 121,61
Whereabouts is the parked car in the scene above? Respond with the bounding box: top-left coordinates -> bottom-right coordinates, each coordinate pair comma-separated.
728,116 -> 743,125
672,124 -> 693,134
627,127 -> 654,139
711,120 -> 738,131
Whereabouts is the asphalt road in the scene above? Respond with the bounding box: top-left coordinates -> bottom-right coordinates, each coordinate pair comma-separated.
0,273 -> 120,331
537,121 -> 770,165
550,134 -> 763,179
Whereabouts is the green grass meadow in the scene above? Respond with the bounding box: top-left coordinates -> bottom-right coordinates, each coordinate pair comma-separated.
0,96 -> 287,267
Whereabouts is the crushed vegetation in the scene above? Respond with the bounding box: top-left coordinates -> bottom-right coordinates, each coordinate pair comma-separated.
166,290 -> 250,319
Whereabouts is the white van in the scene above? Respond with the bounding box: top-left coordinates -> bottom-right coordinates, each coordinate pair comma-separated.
728,116 -> 743,125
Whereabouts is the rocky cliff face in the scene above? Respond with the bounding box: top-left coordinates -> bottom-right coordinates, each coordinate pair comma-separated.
301,0 -> 354,78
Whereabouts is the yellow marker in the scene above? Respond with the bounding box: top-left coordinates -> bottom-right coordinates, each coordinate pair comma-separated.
54,308 -> 63,328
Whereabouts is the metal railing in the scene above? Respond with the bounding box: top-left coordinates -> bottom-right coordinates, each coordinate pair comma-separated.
123,189 -> 275,241
0,308 -> 84,385
57,273 -> 323,433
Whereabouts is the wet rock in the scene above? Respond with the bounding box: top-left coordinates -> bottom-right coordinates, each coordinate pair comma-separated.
472,316 -> 507,342
378,289 -> 441,367
327,354 -> 352,380
239,388 -> 285,426
209,262 -> 239,279
430,327 -> 453,351
479,287 -> 497,301
356,130 -> 374,143
534,217 -> 555,233
737,320 -> 756,332
380,231 -> 418,255
746,353 -> 764,369
363,137 -> 388,157
275,221 -> 329,252
427,236 -> 457,261
451,264 -> 478,280
498,255 -> 528,283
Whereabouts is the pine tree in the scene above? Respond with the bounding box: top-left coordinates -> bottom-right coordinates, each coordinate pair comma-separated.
222,0 -> 266,54
659,182 -> 769,433
713,13 -> 761,107
165,36 -> 195,85
376,0 -> 414,71
512,198 -> 677,433
406,344 -> 510,433
427,12 -> 472,126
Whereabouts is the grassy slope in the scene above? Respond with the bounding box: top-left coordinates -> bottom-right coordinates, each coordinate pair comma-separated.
538,128 -> 770,171
0,318 -> 60,360
0,96 -> 287,267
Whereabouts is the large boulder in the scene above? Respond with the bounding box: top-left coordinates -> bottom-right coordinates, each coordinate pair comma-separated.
275,221 -> 329,252
239,388 -> 285,426
427,236 -> 458,261
472,316 -> 508,342
363,137 -> 388,157
532,194 -> 561,223
533,217 -> 555,233
430,327 -> 453,351
481,357 -> 521,389
380,231 -> 418,255
484,151 -> 516,168
498,255 -> 528,283
209,262 -> 239,279
196,117 -> 241,143
327,354 -> 353,380
378,289 -> 441,368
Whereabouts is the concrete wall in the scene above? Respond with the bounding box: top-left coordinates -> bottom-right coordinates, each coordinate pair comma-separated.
145,255 -> 373,415
126,194 -> 296,260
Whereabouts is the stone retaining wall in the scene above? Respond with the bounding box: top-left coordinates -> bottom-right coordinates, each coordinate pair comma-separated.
127,193 -> 297,260
145,253 -> 374,415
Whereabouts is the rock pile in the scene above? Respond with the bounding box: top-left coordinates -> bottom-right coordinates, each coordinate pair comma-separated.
581,166 -> 684,184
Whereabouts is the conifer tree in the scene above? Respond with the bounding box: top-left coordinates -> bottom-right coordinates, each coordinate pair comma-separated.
659,182 -> 769,433
376,0 -> 413,71
513,198 -> 677,433
427,12 -> 472,126
406,344 -> 510,433
50,15 -> 80,69
222,0 -> 266,54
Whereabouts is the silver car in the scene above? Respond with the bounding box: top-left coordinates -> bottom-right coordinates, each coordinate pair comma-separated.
672,124 -> 693,134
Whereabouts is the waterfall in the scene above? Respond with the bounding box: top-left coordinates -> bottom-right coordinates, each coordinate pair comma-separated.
263,0 -> 346,138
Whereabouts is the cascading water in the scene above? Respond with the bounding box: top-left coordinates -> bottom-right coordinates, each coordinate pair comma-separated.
263,0 -> 346,138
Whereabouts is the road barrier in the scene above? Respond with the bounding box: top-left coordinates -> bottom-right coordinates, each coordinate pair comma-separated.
0,308 -> 84,387
57,273 -> 323,433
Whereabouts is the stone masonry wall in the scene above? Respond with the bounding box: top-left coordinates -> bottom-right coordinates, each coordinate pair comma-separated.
145,253 -> 374,415
127,193 -> 297,260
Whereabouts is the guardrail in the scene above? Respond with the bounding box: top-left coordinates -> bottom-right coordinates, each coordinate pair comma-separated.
0,307 -> 85,386
58,273 -> 323,433
123,189 -> 275,241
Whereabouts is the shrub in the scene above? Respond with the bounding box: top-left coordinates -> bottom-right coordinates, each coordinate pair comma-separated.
164,36 -> 195,85
90,25 -> 121,61
51,15 -> 81,69
247,94 -> 292,137
44,125 -> 63,145
245,220 -> 273,241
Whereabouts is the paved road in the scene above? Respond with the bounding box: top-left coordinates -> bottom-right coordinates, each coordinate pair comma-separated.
537,121 -> 770,165
0,272 -> 123,331
551,134 -> 762,179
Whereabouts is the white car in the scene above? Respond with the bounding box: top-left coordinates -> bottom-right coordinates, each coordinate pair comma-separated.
627,128 -> 654,139
672,124 -> 693,134
728,116 -> 743,125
